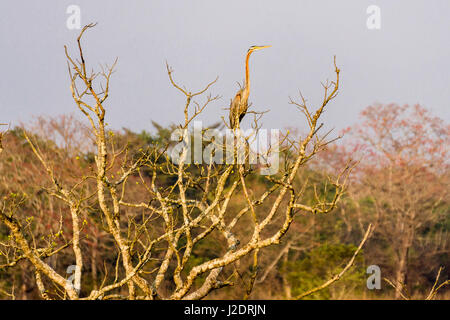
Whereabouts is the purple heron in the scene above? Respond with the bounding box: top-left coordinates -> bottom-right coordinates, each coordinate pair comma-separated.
229,45 -> 271,129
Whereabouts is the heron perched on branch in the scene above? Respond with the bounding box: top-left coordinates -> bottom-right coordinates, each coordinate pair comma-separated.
229,45 -> 271,129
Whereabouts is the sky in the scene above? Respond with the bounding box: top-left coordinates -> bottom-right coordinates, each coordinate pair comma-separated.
0,0 -> 449,135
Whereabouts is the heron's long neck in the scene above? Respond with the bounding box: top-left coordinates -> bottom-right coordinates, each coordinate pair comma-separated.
244,51 -> 252,96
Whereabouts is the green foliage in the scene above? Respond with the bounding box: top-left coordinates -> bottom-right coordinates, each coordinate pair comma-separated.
287,243 -> 365,299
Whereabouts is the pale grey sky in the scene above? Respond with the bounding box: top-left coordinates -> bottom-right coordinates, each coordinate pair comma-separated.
0,1 -> 449,134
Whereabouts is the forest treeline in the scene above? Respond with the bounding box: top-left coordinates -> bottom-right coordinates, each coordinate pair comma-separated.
0,103 -> 448,300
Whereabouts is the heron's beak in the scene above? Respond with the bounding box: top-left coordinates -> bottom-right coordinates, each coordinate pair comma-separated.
251,45 -> 272,51
248,45 -> 272,53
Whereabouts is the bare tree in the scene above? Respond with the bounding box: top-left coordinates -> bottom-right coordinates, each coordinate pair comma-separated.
0,25 -> 357,300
